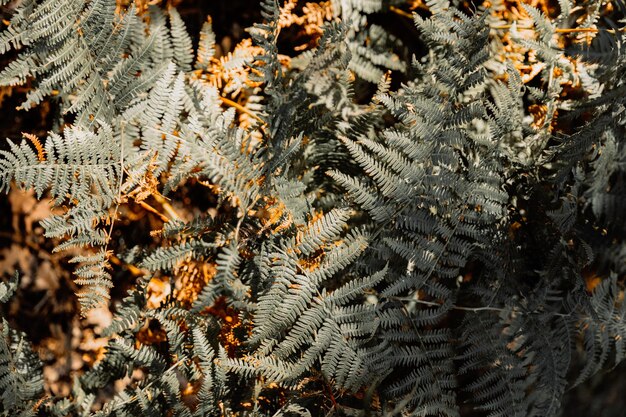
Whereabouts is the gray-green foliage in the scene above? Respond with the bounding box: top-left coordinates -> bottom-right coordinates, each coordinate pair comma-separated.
0,0 -> 625,416
1,274 -> 44,417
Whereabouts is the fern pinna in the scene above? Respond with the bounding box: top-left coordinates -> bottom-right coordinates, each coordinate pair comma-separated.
0,0 -> 625,416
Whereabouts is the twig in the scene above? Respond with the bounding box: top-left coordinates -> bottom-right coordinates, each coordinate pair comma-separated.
138,201 -> 171,223
110,254 -> 145,277
152,193 -> 181,222
389,5 -> 414,19
387,295 -> 572,317
219,96 -> 266,125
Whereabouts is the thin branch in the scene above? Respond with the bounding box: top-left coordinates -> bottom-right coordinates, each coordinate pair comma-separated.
219,96 -> 266,125
138,201 -> 170,223
389,5 -> 414,19
110,254 -> 145,277
387,295 -> 572,317
152,193 -> 181,222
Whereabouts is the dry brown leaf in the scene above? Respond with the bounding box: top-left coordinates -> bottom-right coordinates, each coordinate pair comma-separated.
146,276 -> 171,309
84,305 -> 113,331
33,260 -> 60,291
0,244 -> 33,283
173,259 -> 216,306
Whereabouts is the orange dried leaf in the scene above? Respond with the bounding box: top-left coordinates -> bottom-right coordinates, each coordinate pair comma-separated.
22,132 -> 46,162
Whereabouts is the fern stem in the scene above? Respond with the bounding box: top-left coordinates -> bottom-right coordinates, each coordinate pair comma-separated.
389,296 -> 572,317
491,25 -> 626,34
105,122 -> 126,247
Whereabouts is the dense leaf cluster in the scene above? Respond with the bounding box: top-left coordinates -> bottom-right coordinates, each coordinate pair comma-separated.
0,0 -> 625,416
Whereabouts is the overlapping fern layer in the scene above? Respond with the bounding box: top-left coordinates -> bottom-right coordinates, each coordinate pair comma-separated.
0,0 -> 625,416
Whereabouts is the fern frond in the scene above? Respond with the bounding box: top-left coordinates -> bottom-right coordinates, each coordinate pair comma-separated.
168,7 -> 193,72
